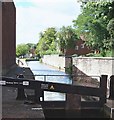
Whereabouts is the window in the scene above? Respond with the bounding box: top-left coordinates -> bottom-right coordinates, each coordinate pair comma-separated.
75,46 -> 79,50
81,44 -> 84,48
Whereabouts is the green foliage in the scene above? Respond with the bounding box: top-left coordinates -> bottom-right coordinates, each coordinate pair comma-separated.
26,43 -> 37,50
36,27 -> 58,56
86,50 -> 113,57
107,18 -> 114,38
16,44 -> 29,57
20,1 -> 114,57
65,63 -> 73,79
57,26 -> 78,53
36,26 -> 78,56
73,1 -> 114,56
43,50 -> 59,55
105,50 -> 113,57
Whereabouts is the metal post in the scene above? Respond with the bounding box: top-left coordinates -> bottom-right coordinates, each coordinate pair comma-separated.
41,90 -> 44,102
16,74 -> 27,100
99,75 -> 107,106
109,75 -> 114,100
44,75 -> 46,82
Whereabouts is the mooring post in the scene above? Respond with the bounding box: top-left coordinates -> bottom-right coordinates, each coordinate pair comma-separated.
65,94 -> 81,118
109,75 -> 114,100
16,74 -> 27,100
100,75 -> 108,105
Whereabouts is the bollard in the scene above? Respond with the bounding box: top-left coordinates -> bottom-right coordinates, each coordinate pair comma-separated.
109,75 -> 114,100
16,74 -> 27,100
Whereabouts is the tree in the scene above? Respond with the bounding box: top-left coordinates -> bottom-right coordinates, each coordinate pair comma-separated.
107,18 -> 114,56
107,18 -> 114,39
57,26 -> 78,53
16,44 -> 29,57
26,43 -> 37,50
36,27 -> 58,56
73,1 -> 114,56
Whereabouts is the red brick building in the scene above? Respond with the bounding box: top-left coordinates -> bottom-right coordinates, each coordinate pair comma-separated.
65,39 -> 93,56
0,1 -> 16,75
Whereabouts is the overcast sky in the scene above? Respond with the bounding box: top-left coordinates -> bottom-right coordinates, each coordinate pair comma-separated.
13,0 -> 81,45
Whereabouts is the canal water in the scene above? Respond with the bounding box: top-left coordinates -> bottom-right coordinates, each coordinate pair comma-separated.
27,61 -> 72,101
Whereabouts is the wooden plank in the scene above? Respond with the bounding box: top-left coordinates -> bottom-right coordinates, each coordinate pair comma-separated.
41,101 -> 102,109
41,82 -> 101,97
41,101 -> 65,108
81,101 -> 102,108
1,76 -> 101,97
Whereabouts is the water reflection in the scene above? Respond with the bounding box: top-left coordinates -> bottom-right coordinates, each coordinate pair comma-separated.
27,61 -> 72,101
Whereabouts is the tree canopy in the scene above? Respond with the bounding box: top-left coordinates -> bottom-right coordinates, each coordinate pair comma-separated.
73,1 -> 114,56
36,27 -> 58,56
16,44 -> 29,57
35,26 -> 78,56
57,26 -> 78,52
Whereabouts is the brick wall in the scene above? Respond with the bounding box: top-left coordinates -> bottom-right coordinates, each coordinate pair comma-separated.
0,2 -> 2,76
65,39 -> 92,56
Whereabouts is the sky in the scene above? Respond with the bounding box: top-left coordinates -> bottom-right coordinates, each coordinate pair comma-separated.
13,0 -> 81,45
